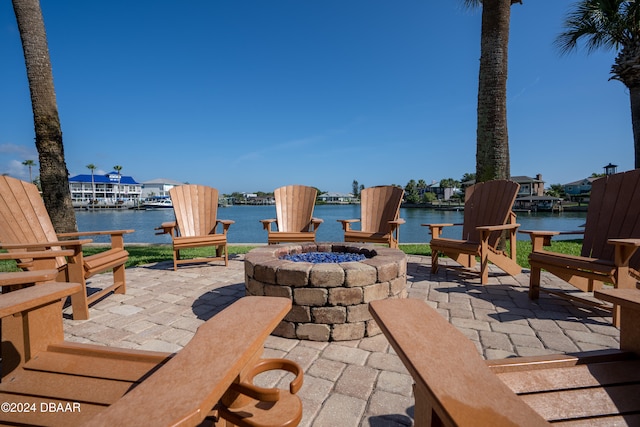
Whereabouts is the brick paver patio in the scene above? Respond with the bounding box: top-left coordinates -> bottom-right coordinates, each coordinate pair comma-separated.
63,252 -> 619,427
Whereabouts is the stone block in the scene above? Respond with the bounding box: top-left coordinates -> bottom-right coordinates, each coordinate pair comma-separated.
297,323 -> 330,341
277,262 -> 312,287
293,288 -> 327,306
273,321 -> 296,339
254,259 -> 285,285
245,278 -> 264,296
342,262 -> 377,287
347,304 -> 373,322
332,322 -> 365,341
312,306 -> 347,324
366,319 -> 381,337
328,287 -> 363,306
264,284 -> 292,299
389,276 -> 406,296
285,305 -> 311,323
363,282 -> 390,303
310,263 -> 345,287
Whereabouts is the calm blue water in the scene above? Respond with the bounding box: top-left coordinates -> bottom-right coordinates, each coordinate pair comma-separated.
76,205 -> 588,244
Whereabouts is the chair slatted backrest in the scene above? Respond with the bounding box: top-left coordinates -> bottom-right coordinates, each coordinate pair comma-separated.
582,169 -> 640,268
0,176 -> 66,268
274,185 -> 317,232
360,186 -> 404,234
169,185 -> 219,237
462,180 -> 520,247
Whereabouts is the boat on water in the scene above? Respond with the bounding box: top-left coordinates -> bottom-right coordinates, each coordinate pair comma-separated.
142,196 -> 173,209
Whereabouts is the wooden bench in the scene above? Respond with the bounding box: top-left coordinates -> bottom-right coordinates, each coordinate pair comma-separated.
0,271 -> 302,427
369,293 -> 640,426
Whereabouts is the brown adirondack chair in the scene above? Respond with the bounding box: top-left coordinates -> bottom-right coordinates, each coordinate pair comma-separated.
370,290 -> 640,427
0,175 -> 132,320
260,185 -> 323,244
338,185 -> 405,248
157,184 -> 234,270
423,180 -> 521,284
522,168 -> 640,324
0,270 -> 302,427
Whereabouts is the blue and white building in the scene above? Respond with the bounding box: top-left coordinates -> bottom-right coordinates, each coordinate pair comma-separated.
69,171 -> 142,208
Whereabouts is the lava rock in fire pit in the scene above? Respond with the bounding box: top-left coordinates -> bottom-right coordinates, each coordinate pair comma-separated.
281,252 -> 366,264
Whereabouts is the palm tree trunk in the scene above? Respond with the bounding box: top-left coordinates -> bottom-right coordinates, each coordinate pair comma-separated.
12,0 -> 77,233
630,85 -> 640,169
475,0 -> 512,182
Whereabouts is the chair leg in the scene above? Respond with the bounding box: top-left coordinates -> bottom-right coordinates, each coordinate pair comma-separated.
173,248 -> 179,271
113,264 -> 126,294
529,265 -> 541,300
70,282 -> 90,320
431,250 -> 439,274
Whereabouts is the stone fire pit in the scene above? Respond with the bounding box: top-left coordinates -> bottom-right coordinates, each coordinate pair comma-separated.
244,243 -> 407,341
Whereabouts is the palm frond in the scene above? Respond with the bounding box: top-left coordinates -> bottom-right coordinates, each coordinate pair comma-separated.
555,0 -> 635,55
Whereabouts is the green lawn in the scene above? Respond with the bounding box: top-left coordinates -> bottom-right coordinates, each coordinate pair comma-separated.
1,240 -> 583,273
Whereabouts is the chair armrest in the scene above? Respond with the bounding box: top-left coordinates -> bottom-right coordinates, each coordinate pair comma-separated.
57,230 -> 133,238
337,219 -> 359,232
608,238 -> 640,247
369,299 -> 548,426
595,288 -> 640,354
476,223 -> 520,232
520,230 -> 564,250
0,280 -> 82,319
596,288 -> 640,309
260,219 -> 277,232
155,221 -> 177,235
0,270 -> 58,287
389,219 -> 405,225
217,219 -> 235,234
84,296 -> 292,427
0,240 -> 90,250
310,218 -> 323,231
0,249 -> 74,261
421,223 -> 457,239
608,238 -> 640,267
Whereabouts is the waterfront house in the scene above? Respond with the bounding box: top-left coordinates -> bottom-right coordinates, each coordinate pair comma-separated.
318,192 -> 355,204
141,178 -> 185,199
69,171 -> 142,208
512,174 -> 545,197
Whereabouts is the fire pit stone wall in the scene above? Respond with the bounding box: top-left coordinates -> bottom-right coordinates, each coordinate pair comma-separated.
244,243 -> 407,341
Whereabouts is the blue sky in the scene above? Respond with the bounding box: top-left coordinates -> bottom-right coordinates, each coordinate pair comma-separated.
0,1 -> 633,194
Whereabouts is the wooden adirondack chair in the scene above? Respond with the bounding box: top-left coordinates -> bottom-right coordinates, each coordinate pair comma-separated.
0,175 -> 132,320
423,180 -> 521,284
338,185 -> 405,248
522,168 -> 640,324
260,185 -> 323,244
370,291 -> 640,427
157,184 -> 234,270
0,271 -> 303,427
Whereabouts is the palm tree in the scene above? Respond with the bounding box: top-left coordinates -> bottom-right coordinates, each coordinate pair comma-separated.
12,0 -> 77,233
86,163 -> 97,204
556,0 -> 640,169
22,159 -> 36,183
465,0 -> 523,183
113,165 -> 122,203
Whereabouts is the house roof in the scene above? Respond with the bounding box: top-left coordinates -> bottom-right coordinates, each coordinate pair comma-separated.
511,175 -> 544,183
563,177 -> 597,186
69,173 -> 139,185
142,178 -> 185,185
